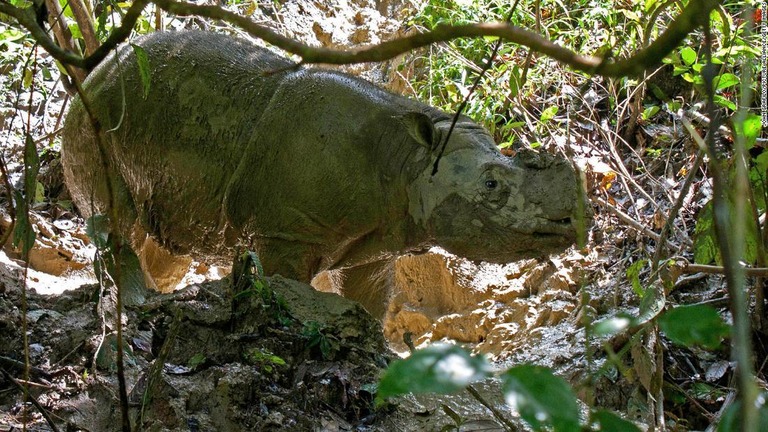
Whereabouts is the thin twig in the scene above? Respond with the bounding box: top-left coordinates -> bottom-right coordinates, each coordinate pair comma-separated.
594,197 -> 679,250
651,149 -> 704,270
465,384 -> 520,431
0,368 -> 61,432
431,1 -> 518,175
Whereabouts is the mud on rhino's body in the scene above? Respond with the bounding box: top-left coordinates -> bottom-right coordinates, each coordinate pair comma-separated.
62,31 -> 584,318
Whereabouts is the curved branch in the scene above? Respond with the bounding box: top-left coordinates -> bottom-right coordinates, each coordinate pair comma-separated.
155,0 -> 717,77
0,0 -> 149,71
0,2 -> 85,67
3,0 -> 718,78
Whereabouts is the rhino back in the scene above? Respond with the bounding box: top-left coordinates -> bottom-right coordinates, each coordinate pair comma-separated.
223,67 -> 438,268
63,31 -> 294,252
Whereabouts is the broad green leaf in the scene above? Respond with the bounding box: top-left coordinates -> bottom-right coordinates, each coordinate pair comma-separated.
626,259 -> 647,297
114,244 -> 147,306
733,113 -> 761,150
131,43 -> 151,99
641,106 -> 660,121
659,305 -> 730,349
502,365 -> 580,432
68,23 -> 83,40
666,101 -> 682,113
593,313 -> 633,337
713,95 -> 737,111
540,106 -> 558,123
377,344 -> 491,400
22,68 -> 33,89
680,47 -> 697,66
672,65 -> 689,76
636,283 -> 666,325
714,73 -> 739,91
589,409 -> 641,432
13,191 -> 35,257
13,134 -> 40,257
693,201 -> 717,264
34,181 -> 45,205
694,194 -> 759,266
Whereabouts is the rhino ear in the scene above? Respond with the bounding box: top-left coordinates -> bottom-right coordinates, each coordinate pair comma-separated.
398,112 -> 438,151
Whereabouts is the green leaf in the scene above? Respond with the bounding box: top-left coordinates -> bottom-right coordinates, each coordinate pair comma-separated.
713,95 -> 737,111
590,409 -> 641,432
22,133 -> 39,199
502,365 -> 580,432
626,259 -> 647,297
636,282 -> 666,325
734,113 -> 761,150
641,105 -> 660,121
13,191 -> 36,257
377,344 -> 491,401
131,43 -> 151,99
672,65 -> 689,76
714,73 -> 739,91
659,305 -> 730,349
680,47 -> 697,66
13,134 -> 40,257
34,181 -> 45,204
593,313 -> 633,337
693,201 -> 717,264
540,106 -> 558,123
694,194 -> 759,266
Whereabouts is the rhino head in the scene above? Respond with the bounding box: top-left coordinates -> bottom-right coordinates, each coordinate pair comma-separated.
404,112 -> 587,263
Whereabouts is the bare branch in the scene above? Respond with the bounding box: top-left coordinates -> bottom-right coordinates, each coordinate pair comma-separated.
157,0 -> 717,76
3,0 -> 718,79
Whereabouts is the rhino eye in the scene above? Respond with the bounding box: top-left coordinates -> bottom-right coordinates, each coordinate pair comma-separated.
485,180 -> 498,190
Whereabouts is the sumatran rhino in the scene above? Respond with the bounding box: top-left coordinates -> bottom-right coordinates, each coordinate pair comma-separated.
62,31 -> 586,318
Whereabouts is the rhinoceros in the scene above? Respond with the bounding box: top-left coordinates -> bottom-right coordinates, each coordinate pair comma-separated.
62,31 -> 585,318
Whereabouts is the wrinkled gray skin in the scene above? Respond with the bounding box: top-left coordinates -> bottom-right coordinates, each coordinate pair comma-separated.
63,31 -> 584,318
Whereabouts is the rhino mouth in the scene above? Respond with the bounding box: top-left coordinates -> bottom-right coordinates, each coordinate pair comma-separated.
531,216 -> 576,238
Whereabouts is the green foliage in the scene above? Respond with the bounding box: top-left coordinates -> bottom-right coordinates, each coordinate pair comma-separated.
693,199 -> 759,266
717,392 -> 768,432
406,0 -> 653,144
244,348 -> 286,372
378,344 -> 642,431
232,251 -> 291,324
659,305 -> 730,349
301,321 -> 337,360
187,353 -> 207,370
130,43 -> 151,99
589,409 -> 642,432
12,134 -> 39,257
625,259 -> 648,297
502,365 -> 581,432
377,344 -> 491,401
86,214 -> 147,305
